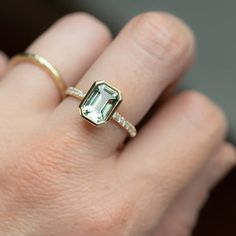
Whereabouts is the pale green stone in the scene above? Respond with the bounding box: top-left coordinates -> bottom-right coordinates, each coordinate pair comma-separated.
79,81 -> 121,125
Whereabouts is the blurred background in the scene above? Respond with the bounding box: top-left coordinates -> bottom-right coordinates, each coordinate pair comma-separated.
0,0 -> 235,235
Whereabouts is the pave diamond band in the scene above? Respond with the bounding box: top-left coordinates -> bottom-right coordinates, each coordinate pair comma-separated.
65,82 -> 137,138
112,111 -> 137,138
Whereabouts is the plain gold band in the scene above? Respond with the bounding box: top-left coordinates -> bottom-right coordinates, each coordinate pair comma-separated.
10,52 -> 66,99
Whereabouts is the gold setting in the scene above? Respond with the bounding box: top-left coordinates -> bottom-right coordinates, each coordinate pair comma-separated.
79,81 -> 123,127
65,81 -> 137,138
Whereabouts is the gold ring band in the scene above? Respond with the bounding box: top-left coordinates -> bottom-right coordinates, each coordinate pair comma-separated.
10,52 -> 66,99
65,81 -> 137,138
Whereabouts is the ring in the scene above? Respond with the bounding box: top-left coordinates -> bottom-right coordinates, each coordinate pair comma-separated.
65,81 -> 137,138
10,52 -> 66,99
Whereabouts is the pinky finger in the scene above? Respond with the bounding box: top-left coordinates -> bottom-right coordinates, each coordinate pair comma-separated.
155,142 -> 236,236
0,51 -> 8,78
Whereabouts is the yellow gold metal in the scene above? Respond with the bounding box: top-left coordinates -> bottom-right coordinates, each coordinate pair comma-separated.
10,52 -> 66,99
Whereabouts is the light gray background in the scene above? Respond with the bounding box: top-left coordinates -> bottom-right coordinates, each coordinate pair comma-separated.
63,0 -> 236,141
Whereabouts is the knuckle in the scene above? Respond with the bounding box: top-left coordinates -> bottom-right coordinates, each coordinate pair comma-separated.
130,12 -> 194,64
55,12 -> 111,40
179,91 -> 227,135
56,12 -> 92,27
215,143 -> 236,170
165,215 -> 193,236
84,204 -> 133,235
222,143 -> 236,161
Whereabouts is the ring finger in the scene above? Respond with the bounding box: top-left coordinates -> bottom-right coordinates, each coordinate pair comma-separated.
57,12 -> 195,155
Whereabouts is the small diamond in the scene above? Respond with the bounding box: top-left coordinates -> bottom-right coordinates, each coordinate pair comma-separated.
124,123 -> 129,129
120,117 -> 125,125
117,115 -> 122,123
113,112 -> 118,119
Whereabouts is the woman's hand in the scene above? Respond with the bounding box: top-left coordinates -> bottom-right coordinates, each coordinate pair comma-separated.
0,12 -> 235,236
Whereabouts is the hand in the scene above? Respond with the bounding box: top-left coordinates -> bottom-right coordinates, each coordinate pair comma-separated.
0,12 -> 235,236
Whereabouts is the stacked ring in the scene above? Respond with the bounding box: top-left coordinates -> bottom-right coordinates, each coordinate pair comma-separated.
10,52 -> 66,100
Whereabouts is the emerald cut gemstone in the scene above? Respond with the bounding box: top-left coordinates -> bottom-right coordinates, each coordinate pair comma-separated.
79,81 -> 122,126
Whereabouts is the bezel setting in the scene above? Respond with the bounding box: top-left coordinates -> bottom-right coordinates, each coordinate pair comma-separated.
79,81 -> 122,126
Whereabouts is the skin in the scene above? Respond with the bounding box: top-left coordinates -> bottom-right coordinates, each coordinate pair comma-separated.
0,12 -> 235,236
0,51 -> 8,77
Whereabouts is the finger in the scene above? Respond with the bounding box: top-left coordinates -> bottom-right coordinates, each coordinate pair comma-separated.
57,12 -> 195,155
155,143 -> 236,236
119,91 -> 227,233
0,51 -> 8,78
1,13 -> 111,111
